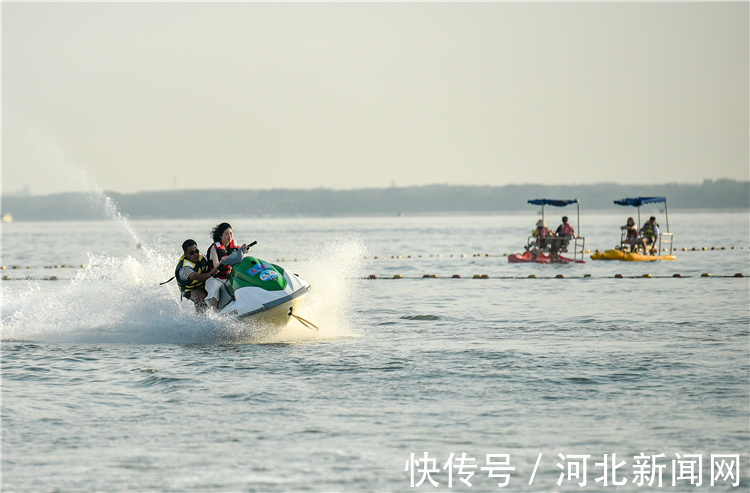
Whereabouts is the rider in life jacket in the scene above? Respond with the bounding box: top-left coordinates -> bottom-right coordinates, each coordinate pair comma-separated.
175,239 -> 220,312
531,219 -> 554,258
638,216 -> 660,255
555,216 -> 577,252
205,222 -> 250,311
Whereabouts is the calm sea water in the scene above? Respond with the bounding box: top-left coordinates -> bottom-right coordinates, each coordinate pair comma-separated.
2,211 -> 749,492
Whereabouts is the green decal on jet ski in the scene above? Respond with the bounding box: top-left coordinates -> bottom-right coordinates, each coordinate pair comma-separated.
230,256 -> 287,291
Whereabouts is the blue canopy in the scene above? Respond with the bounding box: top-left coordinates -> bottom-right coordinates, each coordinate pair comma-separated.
614,197 -> 667,207
527,199 -> 579,207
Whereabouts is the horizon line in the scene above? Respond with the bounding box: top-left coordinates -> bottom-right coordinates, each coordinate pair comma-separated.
4,178 -> 747,198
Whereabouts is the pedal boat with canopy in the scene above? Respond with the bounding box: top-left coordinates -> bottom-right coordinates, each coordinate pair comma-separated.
591,196 -> 676,261
508,199 -> 587,264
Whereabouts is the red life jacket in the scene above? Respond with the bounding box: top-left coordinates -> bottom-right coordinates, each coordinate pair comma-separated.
207,240 -> 238,279
559,223 -> 574,236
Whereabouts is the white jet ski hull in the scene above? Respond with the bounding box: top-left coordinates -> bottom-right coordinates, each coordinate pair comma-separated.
219,270 -> 311,325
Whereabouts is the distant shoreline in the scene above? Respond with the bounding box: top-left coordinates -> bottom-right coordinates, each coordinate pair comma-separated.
2,180 -> 748,221
2,209 -> 748,224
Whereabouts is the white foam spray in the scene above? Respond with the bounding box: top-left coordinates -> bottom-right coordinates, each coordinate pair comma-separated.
2,237 -> 367,344
2,105 -> 368,344
4,101 -> 151,256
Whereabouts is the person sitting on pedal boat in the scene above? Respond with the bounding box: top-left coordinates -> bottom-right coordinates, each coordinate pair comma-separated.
620,217 -> 639,252
555,215 -> 576,251
637,216 -> 660,255
531,219 -> 555,259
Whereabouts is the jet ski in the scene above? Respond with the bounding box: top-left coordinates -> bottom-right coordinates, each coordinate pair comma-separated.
217,246 -> 313,328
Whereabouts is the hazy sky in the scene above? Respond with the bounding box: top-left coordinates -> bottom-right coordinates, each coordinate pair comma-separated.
3,1 -> 748,196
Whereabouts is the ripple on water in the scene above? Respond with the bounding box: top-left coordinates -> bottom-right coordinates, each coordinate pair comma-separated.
135,373 -> 195,388
400,314 -> 440,320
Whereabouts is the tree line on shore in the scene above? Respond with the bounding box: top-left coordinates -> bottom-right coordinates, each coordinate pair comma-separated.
2,179 -> 747,221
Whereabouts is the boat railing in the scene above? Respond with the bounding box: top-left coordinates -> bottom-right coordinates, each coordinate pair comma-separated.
660,232 -> 674,256
619,229 -> 674,256
620,229 -> 636,252
525,234 -> 586,261
569,236 -> 586,261
526,236 -> 551,256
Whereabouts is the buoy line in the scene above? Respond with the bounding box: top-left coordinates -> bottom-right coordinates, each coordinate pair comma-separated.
363,273 -> 746,280
2,276 -> 66,281
0,264 -> 89,270
372,247 -> 748,260
2,272 -> 747,281
0,259 -> 310,270
1,246 -> 746,271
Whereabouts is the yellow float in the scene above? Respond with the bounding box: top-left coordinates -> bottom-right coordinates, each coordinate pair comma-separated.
590,249 -> 676,262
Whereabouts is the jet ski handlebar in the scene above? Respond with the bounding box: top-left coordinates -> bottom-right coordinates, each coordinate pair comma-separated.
220,240 -> 258,266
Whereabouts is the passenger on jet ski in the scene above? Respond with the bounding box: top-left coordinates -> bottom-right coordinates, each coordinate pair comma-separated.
175,239 -> 220,312
205,222 -> 251,311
